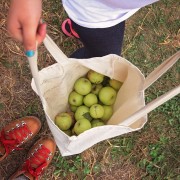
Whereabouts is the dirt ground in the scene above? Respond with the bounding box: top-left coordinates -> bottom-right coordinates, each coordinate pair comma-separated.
0,0 -> 179,179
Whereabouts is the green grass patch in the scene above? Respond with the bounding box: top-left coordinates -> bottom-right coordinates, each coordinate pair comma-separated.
53,155 -> 101,179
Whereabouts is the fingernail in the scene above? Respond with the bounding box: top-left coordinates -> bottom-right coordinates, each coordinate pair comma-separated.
25,50 -> 35,57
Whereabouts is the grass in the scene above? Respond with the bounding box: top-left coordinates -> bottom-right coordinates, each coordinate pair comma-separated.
0,0 -> 179,179
53,155 -> 94,179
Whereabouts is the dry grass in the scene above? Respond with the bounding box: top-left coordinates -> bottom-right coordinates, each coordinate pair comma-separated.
0,0 -> 179,179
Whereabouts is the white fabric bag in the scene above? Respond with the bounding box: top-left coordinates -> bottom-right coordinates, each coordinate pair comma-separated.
28,35 -> 180,156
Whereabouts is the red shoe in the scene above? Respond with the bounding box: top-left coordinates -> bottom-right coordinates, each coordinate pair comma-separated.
61,18 -> 80,38
9,138 -> 56,180
0,116 -> 41,161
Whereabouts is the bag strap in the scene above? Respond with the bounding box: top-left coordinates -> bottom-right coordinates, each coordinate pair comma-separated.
119,85 -> 180,126
43,34 -> 69,64
27,50 -> 47,106
143,51 -> 180,90
120,51 -> 180,126
27,34 -> 68,104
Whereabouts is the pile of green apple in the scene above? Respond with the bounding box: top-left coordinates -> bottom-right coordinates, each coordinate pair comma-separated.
55,70 -> 123,136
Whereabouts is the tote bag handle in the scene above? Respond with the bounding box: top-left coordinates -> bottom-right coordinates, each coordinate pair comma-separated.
119,51 -> 180,126
27,50 -> 46,105
43,34 -> 69,64
119,85 -> 180,126
143,51 -> 180,90
27,34 -> 69,104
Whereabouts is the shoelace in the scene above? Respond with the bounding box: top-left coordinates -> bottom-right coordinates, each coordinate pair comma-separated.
0,124 -> 31,155
22,145 -> 51,180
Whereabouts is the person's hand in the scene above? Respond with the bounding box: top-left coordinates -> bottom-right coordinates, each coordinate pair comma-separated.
7,0 -> 46,57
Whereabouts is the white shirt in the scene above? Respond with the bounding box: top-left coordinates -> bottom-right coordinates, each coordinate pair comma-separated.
62,0 -> 159,28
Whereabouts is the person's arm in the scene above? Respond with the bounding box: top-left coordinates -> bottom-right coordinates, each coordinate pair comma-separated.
7,0 -> 46,57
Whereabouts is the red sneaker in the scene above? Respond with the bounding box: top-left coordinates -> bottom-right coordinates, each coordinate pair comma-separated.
9,138 -> 56,180
61,18 -> 80,38
0,116 -> 41,161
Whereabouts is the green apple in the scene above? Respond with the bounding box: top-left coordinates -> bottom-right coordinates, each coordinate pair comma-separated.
101,105 -> 113,122
99,86 -> 117,105
68,91 -> 83,106
91,84 -> 103,95
74,77 -> 92,95
70,105 -> 78,112
109,79 -> 123,91
63,129 -> 72,136
55,112 -> 73,131
75,105 -> 90,121
91,119 -> 105,128
87,70 -> 104,84
74,118 -> 92,135
90,104 -> 104,119
83,93 -> 98,107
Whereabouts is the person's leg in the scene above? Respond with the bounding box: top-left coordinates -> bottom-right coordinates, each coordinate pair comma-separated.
70,47 -> 92,59
70,21 -> 125,58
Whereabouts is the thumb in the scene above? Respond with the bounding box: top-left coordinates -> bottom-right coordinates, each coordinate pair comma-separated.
23,24 -> 37,57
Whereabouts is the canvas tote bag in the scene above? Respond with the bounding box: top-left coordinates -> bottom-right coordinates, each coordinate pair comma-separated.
28,35 -> 180,156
